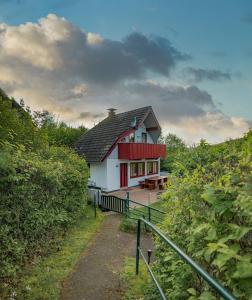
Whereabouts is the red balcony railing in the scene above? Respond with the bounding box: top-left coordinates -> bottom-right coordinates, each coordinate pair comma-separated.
118,143 -> 166,160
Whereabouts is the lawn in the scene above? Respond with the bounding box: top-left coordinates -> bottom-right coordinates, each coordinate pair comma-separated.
16,205 -> 104,300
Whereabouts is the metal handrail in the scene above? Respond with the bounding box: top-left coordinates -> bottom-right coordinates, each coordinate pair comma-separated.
128,208 -> 163,223
136,218 -> 236,300
128,199 -> 166,214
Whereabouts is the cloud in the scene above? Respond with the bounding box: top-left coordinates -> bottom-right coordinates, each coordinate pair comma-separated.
0,14 -> 188,86
0,13 -> 249,143
78,111 -> 105,120
125,81 -> 215,120
185,67 -> 232,82
162,112 -> 250,144
110,81 -> 250,143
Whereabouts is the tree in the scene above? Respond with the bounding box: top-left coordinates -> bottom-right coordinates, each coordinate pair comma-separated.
162,133 -> 187,172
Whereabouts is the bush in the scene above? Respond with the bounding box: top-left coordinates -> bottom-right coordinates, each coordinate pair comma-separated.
152,131 -> 252,299
0,142 -> 89,287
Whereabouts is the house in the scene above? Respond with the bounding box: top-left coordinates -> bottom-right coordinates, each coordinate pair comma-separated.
75,106 -> 166,192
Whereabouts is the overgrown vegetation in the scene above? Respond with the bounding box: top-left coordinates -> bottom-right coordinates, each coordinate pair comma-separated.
121,257 -> 159,300
150,131 -> 252,299
120,201 -> 166,233
0,89 -> 89,298
16,206 -> 104,300
124,133 -> 252,299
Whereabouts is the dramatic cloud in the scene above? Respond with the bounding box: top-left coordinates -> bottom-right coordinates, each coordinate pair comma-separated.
162,112 -> 250,144
186,67 -> 232,82
0,14 -> 188,86
0,14 -> 250,143
125,82 -> 215,120
78,111 -> 105,120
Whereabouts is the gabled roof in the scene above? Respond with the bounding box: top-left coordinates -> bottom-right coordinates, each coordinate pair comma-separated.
75,106 -> 160,162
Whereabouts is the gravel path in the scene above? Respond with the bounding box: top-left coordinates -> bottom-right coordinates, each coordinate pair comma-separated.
60,214 -> 152,300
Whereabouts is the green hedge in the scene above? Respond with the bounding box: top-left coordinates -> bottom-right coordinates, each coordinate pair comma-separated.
151,131 -> 252,299
0,142 -> 89,284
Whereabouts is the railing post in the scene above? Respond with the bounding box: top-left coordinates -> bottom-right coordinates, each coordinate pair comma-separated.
148,206 -> 151,222
136,219 -> 141,275
147,249 -> 152,265
126,191 -> 130,217
142,215 -> 147,231
93,193 -> 96,218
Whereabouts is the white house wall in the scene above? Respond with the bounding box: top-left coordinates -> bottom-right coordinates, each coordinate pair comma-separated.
90,162 -> 107,190
134,124 -> 153,143
106,146 -> 121,191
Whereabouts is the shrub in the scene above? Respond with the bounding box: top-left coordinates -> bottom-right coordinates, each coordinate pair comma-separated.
152,131 -> 252,299
0,142 -> 89,288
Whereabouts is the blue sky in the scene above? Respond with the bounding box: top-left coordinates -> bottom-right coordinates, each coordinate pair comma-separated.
0,0 -> 251,142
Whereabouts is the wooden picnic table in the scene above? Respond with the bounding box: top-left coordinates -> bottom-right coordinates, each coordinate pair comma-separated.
144,175 -> 168,189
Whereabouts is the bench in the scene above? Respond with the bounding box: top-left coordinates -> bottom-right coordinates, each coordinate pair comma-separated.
145,182 -> 155,190
139,180 -> 145,189
158,183 -> 164,190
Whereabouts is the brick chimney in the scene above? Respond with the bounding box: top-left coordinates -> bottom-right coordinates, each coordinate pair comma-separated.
107,108 -> 117,117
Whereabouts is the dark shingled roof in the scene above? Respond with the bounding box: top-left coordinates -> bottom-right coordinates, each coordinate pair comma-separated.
75,106 -> 152,162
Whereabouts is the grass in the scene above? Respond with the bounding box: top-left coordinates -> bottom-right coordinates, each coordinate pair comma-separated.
16,205 -> 104,300
120,200 -> 166,233
121,257 -> 159,300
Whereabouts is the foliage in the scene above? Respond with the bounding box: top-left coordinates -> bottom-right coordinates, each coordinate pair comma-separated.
152,131 -> 252,299
0,89 -> 89,298
161,133 -> 187,172
33,110 -> 87,147
0,142 -> 89,292
0,94 -> 47,150
121,257 -> 159,300
0,92 -> 87,150
15,206 -> 104,300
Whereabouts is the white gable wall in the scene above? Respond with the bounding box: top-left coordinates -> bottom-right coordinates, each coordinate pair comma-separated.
106,145 -> 120,191
134,124 -> 153,143
89,161 -> 107,190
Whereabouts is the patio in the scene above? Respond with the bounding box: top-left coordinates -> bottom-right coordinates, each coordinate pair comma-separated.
108,186 -> 164,206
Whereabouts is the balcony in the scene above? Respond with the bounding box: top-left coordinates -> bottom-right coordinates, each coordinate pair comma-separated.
118,143 -> 166,160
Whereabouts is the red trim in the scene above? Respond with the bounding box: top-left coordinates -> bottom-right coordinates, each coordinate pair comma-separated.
120,163 -> 128,187
101,128 -> 135,161
102,106 -> 162,161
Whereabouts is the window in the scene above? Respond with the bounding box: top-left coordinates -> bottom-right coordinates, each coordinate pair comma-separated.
142,132 -> 147,143
129,132 -> 135,143
130,162 -> 145,178
147,161 -> 158,175
130,162 -> 137,177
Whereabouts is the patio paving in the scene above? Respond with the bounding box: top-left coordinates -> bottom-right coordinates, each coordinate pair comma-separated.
108,186 -> 163,206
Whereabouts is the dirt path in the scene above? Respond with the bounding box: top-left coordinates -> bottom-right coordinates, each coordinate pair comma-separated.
60,214 -> 152,300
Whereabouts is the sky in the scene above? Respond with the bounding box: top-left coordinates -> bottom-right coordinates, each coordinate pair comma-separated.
0,0 -> 251,143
